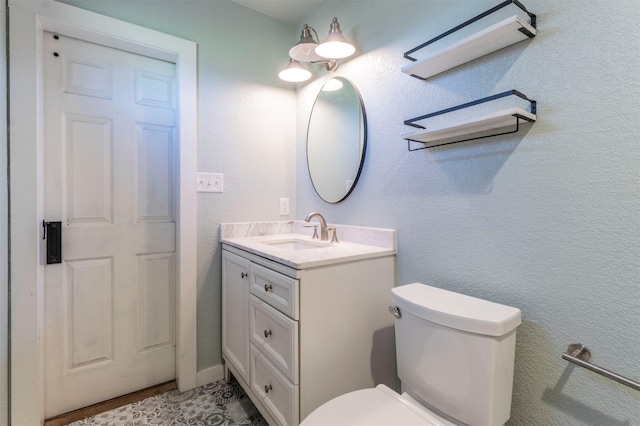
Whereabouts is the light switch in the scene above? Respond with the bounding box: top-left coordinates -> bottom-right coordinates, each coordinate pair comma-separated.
197,172 -> 223,193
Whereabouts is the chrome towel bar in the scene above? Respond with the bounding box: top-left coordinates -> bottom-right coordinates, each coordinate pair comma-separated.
562,343 -> 640,392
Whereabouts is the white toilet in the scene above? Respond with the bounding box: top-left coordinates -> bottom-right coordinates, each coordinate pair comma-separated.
301,282 -> 521,426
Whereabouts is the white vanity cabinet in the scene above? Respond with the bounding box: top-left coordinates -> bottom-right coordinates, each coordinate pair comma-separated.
221,242 -> 396,426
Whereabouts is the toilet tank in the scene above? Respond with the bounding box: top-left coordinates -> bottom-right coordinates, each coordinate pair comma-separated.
391,283 -> 521,426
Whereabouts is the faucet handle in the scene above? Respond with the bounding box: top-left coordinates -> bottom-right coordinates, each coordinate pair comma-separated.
304,225 -> 319,239
326,227 -> 339,243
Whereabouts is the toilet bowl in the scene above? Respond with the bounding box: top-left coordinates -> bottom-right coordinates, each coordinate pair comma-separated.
301,384 -> 455,426
300,283 -> 521,426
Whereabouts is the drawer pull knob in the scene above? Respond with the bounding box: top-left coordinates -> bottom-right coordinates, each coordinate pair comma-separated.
241,272 -> 248,279
264,384 -> 272,393
264,284 -> 272,292
264,329 -> 272,338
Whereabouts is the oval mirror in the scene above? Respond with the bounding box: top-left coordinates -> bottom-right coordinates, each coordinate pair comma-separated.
306,77 -> 367,203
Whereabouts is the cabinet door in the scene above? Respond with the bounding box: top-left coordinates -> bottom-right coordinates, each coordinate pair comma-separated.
222,250 -> 251,382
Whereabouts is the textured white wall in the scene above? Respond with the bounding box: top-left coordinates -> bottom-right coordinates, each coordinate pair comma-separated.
296,0 -> 640,424
33,1 -> 640,423
55,0 -> 297,371
1,1 -> 7,423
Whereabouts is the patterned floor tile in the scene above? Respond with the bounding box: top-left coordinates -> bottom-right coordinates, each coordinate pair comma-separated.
68,379 -> 268,426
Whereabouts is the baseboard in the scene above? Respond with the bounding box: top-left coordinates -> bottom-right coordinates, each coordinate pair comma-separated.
196,363 -> 225,387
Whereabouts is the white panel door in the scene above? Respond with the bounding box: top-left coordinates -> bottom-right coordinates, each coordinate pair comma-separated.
43,32 -> 177,417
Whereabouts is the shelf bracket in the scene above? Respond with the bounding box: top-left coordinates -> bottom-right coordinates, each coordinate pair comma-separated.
404,0 -> 537,68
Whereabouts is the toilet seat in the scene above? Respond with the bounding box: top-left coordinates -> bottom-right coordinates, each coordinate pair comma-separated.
300,384 -> 455,426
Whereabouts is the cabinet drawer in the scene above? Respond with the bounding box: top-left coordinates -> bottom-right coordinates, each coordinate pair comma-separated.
250,262 -> 299,319
251,346 -> 299,426
250,295 -> 299,384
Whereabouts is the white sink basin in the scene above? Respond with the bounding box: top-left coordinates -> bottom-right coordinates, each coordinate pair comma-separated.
261,239 -> 325,251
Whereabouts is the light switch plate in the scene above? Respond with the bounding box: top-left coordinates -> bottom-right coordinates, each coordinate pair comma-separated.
197,172 -> 223,193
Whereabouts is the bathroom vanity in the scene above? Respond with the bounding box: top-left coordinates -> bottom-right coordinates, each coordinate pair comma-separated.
220,221 -> 397,426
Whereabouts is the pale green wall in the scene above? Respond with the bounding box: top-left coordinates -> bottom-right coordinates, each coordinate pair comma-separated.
55,0 -> 298,371
296,0 -> 640,424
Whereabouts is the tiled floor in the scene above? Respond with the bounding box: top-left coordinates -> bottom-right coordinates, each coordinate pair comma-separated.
68,379 -> 268,426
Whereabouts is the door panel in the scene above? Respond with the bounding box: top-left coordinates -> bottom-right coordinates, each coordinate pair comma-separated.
43,32 -> 177,417
137,253 -> 175,352
62,53 -> 113,99
137,124 -> 174,221
66,258 -> 114,370
65,114 -> 113,224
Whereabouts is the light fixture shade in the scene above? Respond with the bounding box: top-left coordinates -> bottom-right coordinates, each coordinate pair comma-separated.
290,42 -> 322,62
289,24 -> 322,62
315,17 -> 355,59
278,59 -> 312,82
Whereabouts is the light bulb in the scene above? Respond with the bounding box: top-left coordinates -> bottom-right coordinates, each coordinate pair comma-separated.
278,59 -> 312,82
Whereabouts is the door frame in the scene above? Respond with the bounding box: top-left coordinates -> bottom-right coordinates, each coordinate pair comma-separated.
9,1 -> 198,424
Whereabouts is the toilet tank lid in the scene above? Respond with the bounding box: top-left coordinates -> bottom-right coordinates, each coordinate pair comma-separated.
392,283 -> 521,337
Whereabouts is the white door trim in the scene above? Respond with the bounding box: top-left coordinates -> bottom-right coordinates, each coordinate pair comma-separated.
9,1 -> 198,424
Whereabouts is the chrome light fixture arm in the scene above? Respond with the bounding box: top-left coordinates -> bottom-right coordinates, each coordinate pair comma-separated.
310,58 -> 340,73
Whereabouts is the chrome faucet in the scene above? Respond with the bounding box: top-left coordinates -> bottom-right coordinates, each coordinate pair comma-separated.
304,212 -> 329,241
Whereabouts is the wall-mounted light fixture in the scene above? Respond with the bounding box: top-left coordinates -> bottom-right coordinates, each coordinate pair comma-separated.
279,17 -> 355,83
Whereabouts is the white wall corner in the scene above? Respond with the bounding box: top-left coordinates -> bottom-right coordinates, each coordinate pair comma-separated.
196,364 -> 226,387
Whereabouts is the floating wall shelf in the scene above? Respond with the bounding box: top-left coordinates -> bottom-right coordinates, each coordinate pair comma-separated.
402,0 -> 536,80
403,90 -> 536,151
